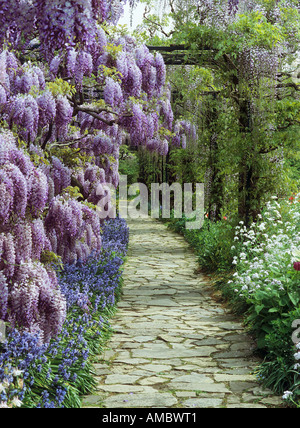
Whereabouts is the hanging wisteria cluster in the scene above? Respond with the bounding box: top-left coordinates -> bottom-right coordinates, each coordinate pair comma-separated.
172,119 -> 198,149
195,0 -> 288,87
0,0 -> 189,158
0,131 -> 67,343
0,129 -> 110,341
0,0 -> 127,56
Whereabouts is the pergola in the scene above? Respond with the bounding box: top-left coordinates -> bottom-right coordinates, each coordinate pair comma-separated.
147,44 -> 213,65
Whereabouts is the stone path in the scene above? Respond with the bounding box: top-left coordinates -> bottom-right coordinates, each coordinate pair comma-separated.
82,217 -> 282,408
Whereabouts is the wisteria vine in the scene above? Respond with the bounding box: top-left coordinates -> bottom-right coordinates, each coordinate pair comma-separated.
0,0 -> 195,346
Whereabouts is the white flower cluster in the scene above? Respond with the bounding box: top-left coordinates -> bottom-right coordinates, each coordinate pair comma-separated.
0,368 -> 23,408
228,195 -> 300,300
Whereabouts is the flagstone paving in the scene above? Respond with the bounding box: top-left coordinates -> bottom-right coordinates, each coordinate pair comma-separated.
82,217 -> 283,408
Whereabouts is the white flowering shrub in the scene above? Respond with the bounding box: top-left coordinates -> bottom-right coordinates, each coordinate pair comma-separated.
227,194 -> 300,403
230,195 -> 300,312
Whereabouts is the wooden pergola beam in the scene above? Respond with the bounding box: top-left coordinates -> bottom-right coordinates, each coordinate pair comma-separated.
162,53 -> 200,65
147,44 -> 188,52
146,44 -> 215,65
147,44 -> 213,52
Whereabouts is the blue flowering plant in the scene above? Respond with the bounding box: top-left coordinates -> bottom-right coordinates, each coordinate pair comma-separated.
0,217 -> 129,408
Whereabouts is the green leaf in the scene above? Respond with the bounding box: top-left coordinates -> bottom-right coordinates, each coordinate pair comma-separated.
288,291 -> 300,306
255,304 -> 265,314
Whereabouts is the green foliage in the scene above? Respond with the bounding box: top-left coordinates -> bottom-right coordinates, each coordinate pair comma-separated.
105,42 -> 123,60
118,146 -> 139,185
163,212 -> 236,273
98,64 -> 123,83
139,0 -> 300,225
256,309 -> 300,397
276,97 -> 300,130
29,149 -> 50,167
49,145 -> 95,168
62,185 -> 84,200
228,11 -> 284,50
46,79 -> 76,98
40,251 -> 64,271
136,147 -> 165,187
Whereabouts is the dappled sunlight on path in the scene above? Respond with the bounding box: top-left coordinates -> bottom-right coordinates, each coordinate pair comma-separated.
82,218 -> 282,408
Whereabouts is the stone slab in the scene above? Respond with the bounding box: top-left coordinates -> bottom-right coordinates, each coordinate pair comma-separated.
103,393 -> 178,408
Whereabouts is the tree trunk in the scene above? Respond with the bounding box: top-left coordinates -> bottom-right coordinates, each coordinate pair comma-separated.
208,132 -> 223,221
238,99 -> 256,226
207,94 -> 224,222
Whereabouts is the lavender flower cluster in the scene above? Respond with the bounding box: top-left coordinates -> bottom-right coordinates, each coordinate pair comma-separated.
0,40 -> 192,220
0,1 -> 196,194
0,132 -> 68,342
0,49 -> 74,145
45,195 -> 102,264
172,119 -> 198,149
0,132 -> 111,342
0,217 -> 129,408
0,0 -> 126,56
